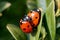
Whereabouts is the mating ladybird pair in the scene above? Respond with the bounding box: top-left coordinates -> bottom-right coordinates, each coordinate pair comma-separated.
20,9 -> 41,33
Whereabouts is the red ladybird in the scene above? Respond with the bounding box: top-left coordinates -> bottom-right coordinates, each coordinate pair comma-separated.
20,15 -> 32,33
27,9 -> 41,27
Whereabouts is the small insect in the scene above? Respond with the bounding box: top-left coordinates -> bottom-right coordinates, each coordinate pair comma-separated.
27,9 -> 41,27
20,15 -> 32,33
20,9 -> 41,33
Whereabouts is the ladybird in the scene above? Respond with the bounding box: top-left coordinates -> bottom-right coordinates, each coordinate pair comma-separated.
27,9 -> 41,27
20,15 -> 32,33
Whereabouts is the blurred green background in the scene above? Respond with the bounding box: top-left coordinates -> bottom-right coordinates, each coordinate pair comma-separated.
0,0 -> 27,40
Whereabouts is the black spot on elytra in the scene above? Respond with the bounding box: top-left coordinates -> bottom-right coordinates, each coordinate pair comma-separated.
23,28 -> 26,30
35,17 -> 38,19
27,25 -> 29,28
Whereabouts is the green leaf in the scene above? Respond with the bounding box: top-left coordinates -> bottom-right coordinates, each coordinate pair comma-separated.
57,23 -> 60,28
46,0 -> 52,7
40,26 -> 47,40
29,9 -> 44,40
55,9 -> 60,17
37,0 -> 52,11
6,24 -> 27,40
0,2 -> 11,12
37,0 -> 46,11
39,26 -> 47,40
27,0 -> 37,10
45,1 -> 56,40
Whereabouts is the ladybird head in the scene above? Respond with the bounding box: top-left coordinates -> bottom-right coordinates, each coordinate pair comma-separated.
22,15 -> 32,22
30,9 -> 41,14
